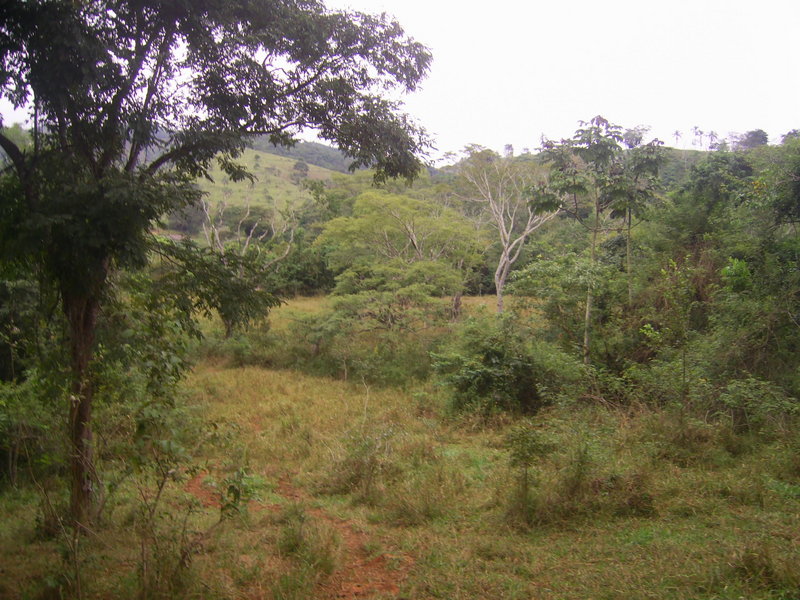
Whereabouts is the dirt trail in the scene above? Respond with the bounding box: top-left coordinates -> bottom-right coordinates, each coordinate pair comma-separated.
276,475 -> 414,599
185,470 -> 413,599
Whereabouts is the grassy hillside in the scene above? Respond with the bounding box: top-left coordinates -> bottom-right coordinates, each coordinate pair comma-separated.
247,139 -> 354,174
197,148 -> 338,210
3,297 -> 798,600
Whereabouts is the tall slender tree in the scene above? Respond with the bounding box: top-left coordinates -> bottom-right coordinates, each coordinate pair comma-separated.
614,131 -> 665,305
543,117 -> 662,363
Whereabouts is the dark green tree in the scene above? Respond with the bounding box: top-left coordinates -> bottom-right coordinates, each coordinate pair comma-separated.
543,117 -> 624,364
735,129 -> 769,151
543,117 -> 662,363
612,131 -> 665,304
0,0 -> 430,525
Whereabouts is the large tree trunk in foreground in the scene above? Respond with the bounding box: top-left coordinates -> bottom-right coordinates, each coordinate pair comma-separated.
63,273 -> 105,527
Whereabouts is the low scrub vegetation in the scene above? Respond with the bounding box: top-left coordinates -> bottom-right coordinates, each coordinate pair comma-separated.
3,316 -> 798,598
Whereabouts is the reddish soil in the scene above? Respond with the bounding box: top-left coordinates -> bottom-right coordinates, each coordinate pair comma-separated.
184,470 -> 414,599
184,471 -> 221,508
277,475 -> 414,600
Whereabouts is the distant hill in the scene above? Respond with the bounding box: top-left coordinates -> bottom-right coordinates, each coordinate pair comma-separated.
247,138 -> 353,173
164,148 -> 340,236
197,147 -> 339,208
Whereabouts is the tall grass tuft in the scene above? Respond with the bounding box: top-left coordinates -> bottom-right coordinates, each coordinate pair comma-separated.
271,504 -> 341,599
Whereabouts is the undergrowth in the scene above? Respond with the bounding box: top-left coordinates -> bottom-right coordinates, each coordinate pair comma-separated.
2,298 -> 799,599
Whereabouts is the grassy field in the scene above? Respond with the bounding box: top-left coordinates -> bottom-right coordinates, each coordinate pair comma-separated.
177,363 -> 800,599
2,298 -> 800,599
198,148 -> 337,210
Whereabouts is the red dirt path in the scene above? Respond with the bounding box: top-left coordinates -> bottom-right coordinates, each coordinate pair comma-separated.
276,475 -> 414,599
185,470 -> 414,599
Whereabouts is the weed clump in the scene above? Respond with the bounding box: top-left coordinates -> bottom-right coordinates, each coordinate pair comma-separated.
271,504 -> 341,600
503,424 -> 656,528
319,426 -> 401,504
721,541 -> 800,596
383,459 -> 467,526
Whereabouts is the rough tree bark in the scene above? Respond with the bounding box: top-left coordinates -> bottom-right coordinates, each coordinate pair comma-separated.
62,259 -> 108,526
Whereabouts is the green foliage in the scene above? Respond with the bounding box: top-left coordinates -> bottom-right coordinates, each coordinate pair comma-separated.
721,256 -> 753,291
383,459 -> 466,526
433,313 -> 584,415
321,426 -> 400,503
318,190 -> 484,297
164,203 -> 206,236
153,238 -> 283,338
271,505 -> 340,600
718,378 -> 798,434
505,423 -> 556,470
0,273 -> 59,383
0,371 -> 65,484
279,288 -> 447,385
503,424 -> 655,529
513,252 -> 613,338
248,139 -> 353,173
512,249 -> 642,371
331,260 -> 463,296
661,151 -> 753,246
541,116 -> 665,362
734,129 -> 770,151
1,0 -> 432,521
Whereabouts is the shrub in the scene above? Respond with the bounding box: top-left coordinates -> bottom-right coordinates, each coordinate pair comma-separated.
283,288 -> 447,386
319,426 -> 401,503
432,313 -> 584,415
718,376 -> 798,434
504,435 -> 656,528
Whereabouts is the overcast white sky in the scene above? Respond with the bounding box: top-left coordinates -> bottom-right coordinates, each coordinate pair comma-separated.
2,1 -> 797,161
330,0 -> 800,159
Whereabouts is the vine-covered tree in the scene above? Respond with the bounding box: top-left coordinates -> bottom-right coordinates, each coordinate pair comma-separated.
0,0 -> 431,526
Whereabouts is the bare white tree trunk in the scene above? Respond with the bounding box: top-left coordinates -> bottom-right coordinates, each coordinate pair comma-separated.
460,150 -> 559,313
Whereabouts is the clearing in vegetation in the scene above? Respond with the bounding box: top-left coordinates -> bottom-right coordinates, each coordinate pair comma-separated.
2,298 -> 799,599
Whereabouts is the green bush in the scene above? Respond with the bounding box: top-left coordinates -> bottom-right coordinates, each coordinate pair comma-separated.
280,287 -> 448,386
718,377 -> 798,434
502,425 -> 655,528
0,371 -> 65,485
432,314 -> 584,415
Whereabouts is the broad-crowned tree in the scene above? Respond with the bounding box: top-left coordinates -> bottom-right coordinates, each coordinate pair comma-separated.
318,191 -> 485,295
0,0 -> 431,525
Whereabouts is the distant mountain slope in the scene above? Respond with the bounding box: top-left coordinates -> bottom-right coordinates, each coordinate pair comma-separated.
198,147 -> 338,209
247,138 -> 353,173
165,147 -> 342,236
